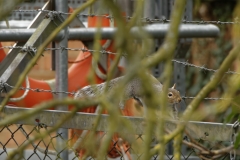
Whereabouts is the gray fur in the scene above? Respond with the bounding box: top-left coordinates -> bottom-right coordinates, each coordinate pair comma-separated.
74,75 -> 181,109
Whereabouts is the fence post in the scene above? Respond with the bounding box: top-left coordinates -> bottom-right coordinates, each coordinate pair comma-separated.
54,0 -> 69,159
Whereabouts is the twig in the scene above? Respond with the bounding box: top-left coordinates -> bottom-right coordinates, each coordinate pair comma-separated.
161,36 -> 240,151
0,98 -> 99,128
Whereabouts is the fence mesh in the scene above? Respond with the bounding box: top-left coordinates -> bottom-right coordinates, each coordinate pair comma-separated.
0,122 -> 235,160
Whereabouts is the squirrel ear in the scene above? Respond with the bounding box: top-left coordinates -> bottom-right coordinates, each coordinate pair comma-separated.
171,83 -> 176,89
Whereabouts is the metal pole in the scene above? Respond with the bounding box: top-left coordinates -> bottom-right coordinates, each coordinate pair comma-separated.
143,0 -> 156,56
144,0 -> 155,19
0,24 -> 220,41
55,0 -> 68,159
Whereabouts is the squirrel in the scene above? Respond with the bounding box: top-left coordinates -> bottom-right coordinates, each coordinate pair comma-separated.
74,74 -> 182,111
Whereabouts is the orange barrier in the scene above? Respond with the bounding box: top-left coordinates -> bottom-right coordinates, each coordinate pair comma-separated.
0,43 -> 6,63
6,49 -> 104,108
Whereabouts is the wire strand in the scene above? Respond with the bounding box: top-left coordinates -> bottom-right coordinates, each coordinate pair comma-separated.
10,9 -> 240,25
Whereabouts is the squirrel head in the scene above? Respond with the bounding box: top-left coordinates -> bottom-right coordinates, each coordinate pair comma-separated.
133,83 -> 182,107
167,84 -> 182,104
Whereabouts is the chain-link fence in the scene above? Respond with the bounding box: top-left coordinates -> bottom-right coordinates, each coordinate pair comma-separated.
0,120 -> 235,160
0,106 -> 238,160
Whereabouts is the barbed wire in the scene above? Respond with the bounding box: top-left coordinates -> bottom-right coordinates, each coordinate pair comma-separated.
171,60 -> 240,75
0,79 -> 233,102
0,46 -> 117,55
0,45 -> 239,101
11,9 -> 240,25
1,45 -> 240,75
182,96 -> 232,101
1,81 -> 77,96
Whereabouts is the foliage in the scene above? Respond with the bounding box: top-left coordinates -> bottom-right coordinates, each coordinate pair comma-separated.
187,1 -> 235,98
1,0 -> 240,160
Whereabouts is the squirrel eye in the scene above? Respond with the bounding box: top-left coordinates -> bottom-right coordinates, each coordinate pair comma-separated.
168,93 -> 173,97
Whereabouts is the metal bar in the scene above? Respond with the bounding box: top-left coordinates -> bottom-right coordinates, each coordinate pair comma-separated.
2,106 -> 234,142
0,29 -> 63,41
0,16 -> 64,101
144,0 -> 155,19
144,0 -> 156,57
0,24 -> 220,42
51,42 -> 56,71
173,0 -> 193,113
54,0 -> 68,159
0,1 -> 51,84
28,1 -> 52,28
